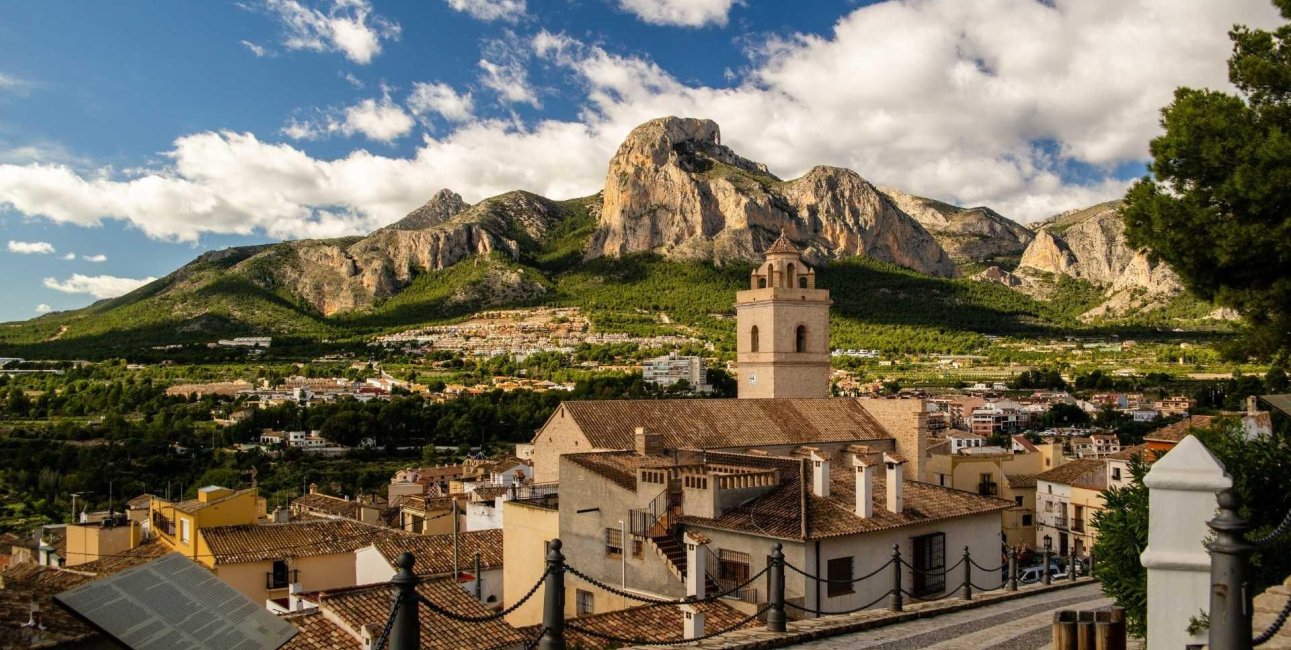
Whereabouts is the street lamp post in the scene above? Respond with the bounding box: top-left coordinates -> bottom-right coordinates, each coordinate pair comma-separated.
1042,535 -> 1053,585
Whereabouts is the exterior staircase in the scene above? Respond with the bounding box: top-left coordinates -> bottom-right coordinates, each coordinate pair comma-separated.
646,532 -> 721,596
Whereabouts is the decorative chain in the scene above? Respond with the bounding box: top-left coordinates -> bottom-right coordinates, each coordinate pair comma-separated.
564,563 -> 769,605
969,580 -> 1008,593
901,587 -> 965,603
900,556 -> 966,577
783,589 -> 894,616
564,606 -> 769,646
1254,594 -> 1291,646
523,626 -> 547,650
373,591 -> 403,650
784,558 -> 892,585
415,566 -> 549,623
968,558 -> 1007,574
1250,508 -> 1291,547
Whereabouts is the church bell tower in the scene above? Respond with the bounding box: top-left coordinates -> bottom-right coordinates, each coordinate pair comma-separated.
736,231 -> 832,399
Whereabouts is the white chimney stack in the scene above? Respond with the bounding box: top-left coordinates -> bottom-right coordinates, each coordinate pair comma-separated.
681,605 -> 705,640
810,451 -> 831,498
884,453 -> 905,514
852,455 -> 874,518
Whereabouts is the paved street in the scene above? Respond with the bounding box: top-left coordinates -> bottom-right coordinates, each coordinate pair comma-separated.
794,583 -> 1115,650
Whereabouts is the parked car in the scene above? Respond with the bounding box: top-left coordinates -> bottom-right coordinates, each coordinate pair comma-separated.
1018,561 -> 1068,585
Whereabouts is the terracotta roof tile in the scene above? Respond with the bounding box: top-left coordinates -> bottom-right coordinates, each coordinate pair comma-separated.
1144,415 -> 1215,443
764,232 -> 801,255
1012,435 -> 1038,453
309,577 -> 526,650
522,600 -> 758,647
283,611 -> 362,649
1035,459 -> 1107,489
202,519 -> 407,564
370,529 -> 503,577
1006,474 -> 1037,489
555,398 -> 893,451
167,487 -> 258,515
1106,443 -> 1155,462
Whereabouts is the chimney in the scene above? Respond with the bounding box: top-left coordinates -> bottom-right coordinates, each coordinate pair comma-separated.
1247,395 -> 1259,414
308,483 -> 318,494
271,507 -> 290,524
809,450 -> 831,498
288,582 -> 304,612
852,455 -> 874,518
884,453 -> 905,513
24,603 -> 44,630
681,604 -> 704,640
634,427 -> 664,456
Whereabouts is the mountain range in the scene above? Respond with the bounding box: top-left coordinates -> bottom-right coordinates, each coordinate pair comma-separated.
0,116 -> 1203,357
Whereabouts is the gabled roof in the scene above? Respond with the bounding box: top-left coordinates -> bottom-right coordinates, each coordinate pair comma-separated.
369,529 -> 503,576
1144,415 -> 1216,443
1012,435 -> 1038,453
202,519 -> 405,564
292,492 -> 384,519
302,577 -> 526,650
764,232 -> 802,255
553,398 -> 893,451
282,611 -> 361,649
1035,459 -> 1107,490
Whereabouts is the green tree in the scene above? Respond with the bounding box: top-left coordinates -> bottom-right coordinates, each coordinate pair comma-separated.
1121,0 -> 1291,359
1092,455 -> 1151,637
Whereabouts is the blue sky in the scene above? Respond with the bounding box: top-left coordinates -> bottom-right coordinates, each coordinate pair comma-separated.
0,0 -> 1283,322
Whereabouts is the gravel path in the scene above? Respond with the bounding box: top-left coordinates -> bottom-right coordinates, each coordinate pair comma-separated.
795,583 -> 1110,650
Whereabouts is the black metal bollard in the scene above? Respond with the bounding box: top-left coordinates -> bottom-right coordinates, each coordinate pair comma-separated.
1042,548 -> 1052,586
766,543 -> 787,632
1207,490 -> 1255,650
1069,549 -> 1077,583
390,552 -> 420,650
1088,551 -> 1095,579
538,539 -> 567,650
890,544 -> 903,612
962,547 -> 972,601
1007,546 -> 1018,592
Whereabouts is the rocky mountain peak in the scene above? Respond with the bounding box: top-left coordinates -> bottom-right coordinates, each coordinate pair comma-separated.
383,188 -> 469,231
591,116 -> 955,276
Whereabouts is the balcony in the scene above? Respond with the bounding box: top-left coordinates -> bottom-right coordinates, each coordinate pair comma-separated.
977,481 -> 999,497
1045,515 -> 1068,530
266,569 -> 299,590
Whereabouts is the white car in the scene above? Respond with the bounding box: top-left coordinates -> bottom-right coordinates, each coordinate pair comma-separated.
1018,564 -> 1068,584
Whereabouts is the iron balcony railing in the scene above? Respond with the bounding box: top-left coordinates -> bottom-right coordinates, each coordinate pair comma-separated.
978,481 -> 999,496
266,569 -> 299,590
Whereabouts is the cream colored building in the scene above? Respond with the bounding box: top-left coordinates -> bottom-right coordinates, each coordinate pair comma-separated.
1035,458 -> 1107,556
63,519 -> 142,567
924,440 -> 1064,549
735,233 -> 831,399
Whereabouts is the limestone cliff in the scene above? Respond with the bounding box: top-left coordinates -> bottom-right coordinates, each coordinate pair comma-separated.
237,191 -> 570,315
1017,201 -> 1183,317
880,188 -> 1034,262
590,117 -> 956,276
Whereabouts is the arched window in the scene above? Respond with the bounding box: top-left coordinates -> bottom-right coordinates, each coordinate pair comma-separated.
750,326 -> 759,353
758,277 -> 767,289
798,276 -> 808,289
786,263 -> 795,288
795,325 -> 807,353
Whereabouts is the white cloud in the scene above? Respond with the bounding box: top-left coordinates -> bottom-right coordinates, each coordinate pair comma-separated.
0,0 -> 1282,244
259,0 -> 400,65
445,0 -> 525,22
283,93 -> 415,142
43,274 -> 157,299
478,38 -> 540,107
35,303 -> 52,314
61,252 -> 76,260
240,40 -> 271,57
0,72 -> 32,96
84,253 -> 108,263
617,0 -> 738,27
8,240 -> 54,254
341,71 -> 364,88
407,82 -> 475,122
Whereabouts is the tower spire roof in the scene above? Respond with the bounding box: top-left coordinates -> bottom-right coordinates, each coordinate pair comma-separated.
765,228 -> 800,255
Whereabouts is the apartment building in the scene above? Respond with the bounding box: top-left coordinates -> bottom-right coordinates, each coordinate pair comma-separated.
1034,459 -> 1107,556
643,352 -> 712,393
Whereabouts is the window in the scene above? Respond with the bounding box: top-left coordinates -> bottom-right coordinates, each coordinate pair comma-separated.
758,277 -> 767,288
798,276 -> 808,289
786,263 -> 795,286
1014,496 -> 1024,507
937,473 -> 947,487
267,560 -> 291,589
1022,514 -> 1033,526
750,326 -> 759,353
632,538 -> 644,559
826,557 -> 854,597
718,549 -> 751,585
912,533 -> 946,597
576,589 -> 594,616
604,528 -> 623,557
179,518 -> 191,543
795,325 -> 807,353
1111,467 -> 1122,481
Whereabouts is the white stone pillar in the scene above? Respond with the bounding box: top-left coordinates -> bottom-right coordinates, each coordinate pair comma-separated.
1140,435 -> 1231,650
681,605 -> 704,640
685,532 -> 707,599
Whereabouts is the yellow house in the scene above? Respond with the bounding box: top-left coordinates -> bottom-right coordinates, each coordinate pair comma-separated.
924,440 -> 1065,548
148,486 -> 263,562
63,518 -> 142,567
